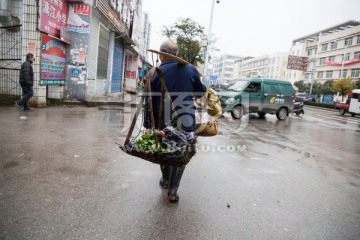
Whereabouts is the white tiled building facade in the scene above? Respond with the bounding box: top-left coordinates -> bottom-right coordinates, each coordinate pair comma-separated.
212,54 -> 245,82
0,0 -> 45,106
233,52 -> 288,80
289,20 -> 360,84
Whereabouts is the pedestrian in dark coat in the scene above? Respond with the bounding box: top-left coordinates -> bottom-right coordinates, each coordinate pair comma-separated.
16,53 -> 35,111
144,40 -> 206,203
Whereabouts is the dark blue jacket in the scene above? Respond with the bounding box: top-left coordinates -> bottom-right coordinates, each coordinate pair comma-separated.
144,60 -> 206,132
19,60 -> 34,85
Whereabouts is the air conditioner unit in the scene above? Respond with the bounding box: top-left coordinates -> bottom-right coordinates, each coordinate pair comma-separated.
0,0 -> 21,28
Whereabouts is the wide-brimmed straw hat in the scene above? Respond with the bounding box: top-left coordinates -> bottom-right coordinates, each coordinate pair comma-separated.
147,49 -> 189,65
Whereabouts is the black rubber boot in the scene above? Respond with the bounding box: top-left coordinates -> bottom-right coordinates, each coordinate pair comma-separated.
159,164 -> 171,189
167,165 -> 186,203
24,102 -> 32,111
15,101 -> 24,111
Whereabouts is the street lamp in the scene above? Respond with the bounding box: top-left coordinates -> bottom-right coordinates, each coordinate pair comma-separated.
310,32 -> 321,94
202,0 -> 220,79
340,44 -> 348,78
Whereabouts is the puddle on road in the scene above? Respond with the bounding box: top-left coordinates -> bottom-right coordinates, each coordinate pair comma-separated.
3,161 -> 20,169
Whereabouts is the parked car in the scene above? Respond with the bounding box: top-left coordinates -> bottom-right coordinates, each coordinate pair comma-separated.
296,93 -> 315,102
305,93 -> 316,102
220,78 -> 295,120
335,89 -> 360,116
295,93 -> 306,101
336,100 -> 350,115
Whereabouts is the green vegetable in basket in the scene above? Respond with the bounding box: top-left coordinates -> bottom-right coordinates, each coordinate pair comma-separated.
134,134 -> 171,152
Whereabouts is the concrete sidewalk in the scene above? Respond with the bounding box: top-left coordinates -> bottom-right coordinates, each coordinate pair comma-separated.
85,92 -> 142,107
0,92 -> 143,108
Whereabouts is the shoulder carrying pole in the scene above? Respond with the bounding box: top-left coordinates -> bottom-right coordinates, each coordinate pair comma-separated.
124,84 -> 148,146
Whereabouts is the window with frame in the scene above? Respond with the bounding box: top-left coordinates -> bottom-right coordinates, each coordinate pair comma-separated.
345,37 -> 353,46
328,56 -> 335,62
339,69 -> 347,78
317,71 -> 323,79
307,49 -> 312,56
342,53 -> 350,61
304,73 -> 309,80
97,25 -> 110,78
326,70 -> 333,79
357,35 -> 360,44
354,51 -> 360,59
330,42 -> 337,49
321,43 -> 328,52
306,61 -> 314,71
351,69 -> 360,78
319,57 -> 326,65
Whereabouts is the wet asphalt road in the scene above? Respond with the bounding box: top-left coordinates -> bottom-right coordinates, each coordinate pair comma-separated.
0,105 -> 359,240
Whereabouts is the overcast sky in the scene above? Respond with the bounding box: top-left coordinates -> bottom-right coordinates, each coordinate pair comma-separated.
142,0 -> 360,58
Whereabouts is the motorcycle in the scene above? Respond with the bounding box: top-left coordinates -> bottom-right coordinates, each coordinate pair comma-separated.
293,99 -> 304,115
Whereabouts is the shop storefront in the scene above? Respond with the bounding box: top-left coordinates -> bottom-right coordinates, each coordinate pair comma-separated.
87,0 -> 133,97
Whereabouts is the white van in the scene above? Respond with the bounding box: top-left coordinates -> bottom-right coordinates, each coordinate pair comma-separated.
349,89 -> 360,116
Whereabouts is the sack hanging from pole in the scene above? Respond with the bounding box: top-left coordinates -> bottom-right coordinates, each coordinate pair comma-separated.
194,87 -> 221,137
195,111 -> 219,137
206,87 -> 222,117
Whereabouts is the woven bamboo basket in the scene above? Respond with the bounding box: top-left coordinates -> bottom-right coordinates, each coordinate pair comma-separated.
120,138 -> 197,166
120,67 -> 198,166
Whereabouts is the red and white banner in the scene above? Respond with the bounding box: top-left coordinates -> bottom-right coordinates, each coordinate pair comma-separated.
40,0 -> 68,38
325,58 -> 360,66
125,55 -> 138,80
27,42 -> 36,55
73,4 -> 91,15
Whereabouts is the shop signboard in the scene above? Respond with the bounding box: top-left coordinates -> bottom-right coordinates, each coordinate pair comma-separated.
67,3 -> 91,34
131,13 -> 141,46
124,54 -> 138,92
39,0 -> 68,38
96,0 -> 130,36
287,55 -> 308,71
40,34 -> 67,85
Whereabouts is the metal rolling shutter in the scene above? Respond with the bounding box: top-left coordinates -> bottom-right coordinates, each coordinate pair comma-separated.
111,40 -> 124,93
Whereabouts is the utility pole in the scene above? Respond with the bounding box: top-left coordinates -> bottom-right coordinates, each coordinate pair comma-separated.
310,32 -> 321,94
340,45 -> 348,78
202,0 -> 219,80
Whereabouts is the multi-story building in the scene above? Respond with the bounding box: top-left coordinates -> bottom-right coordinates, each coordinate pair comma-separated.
289,20 -> 360,84
139,12 -> 151,62
234,52 -> 288,80
212,54 -> 246,82
233,57 -> 252,79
